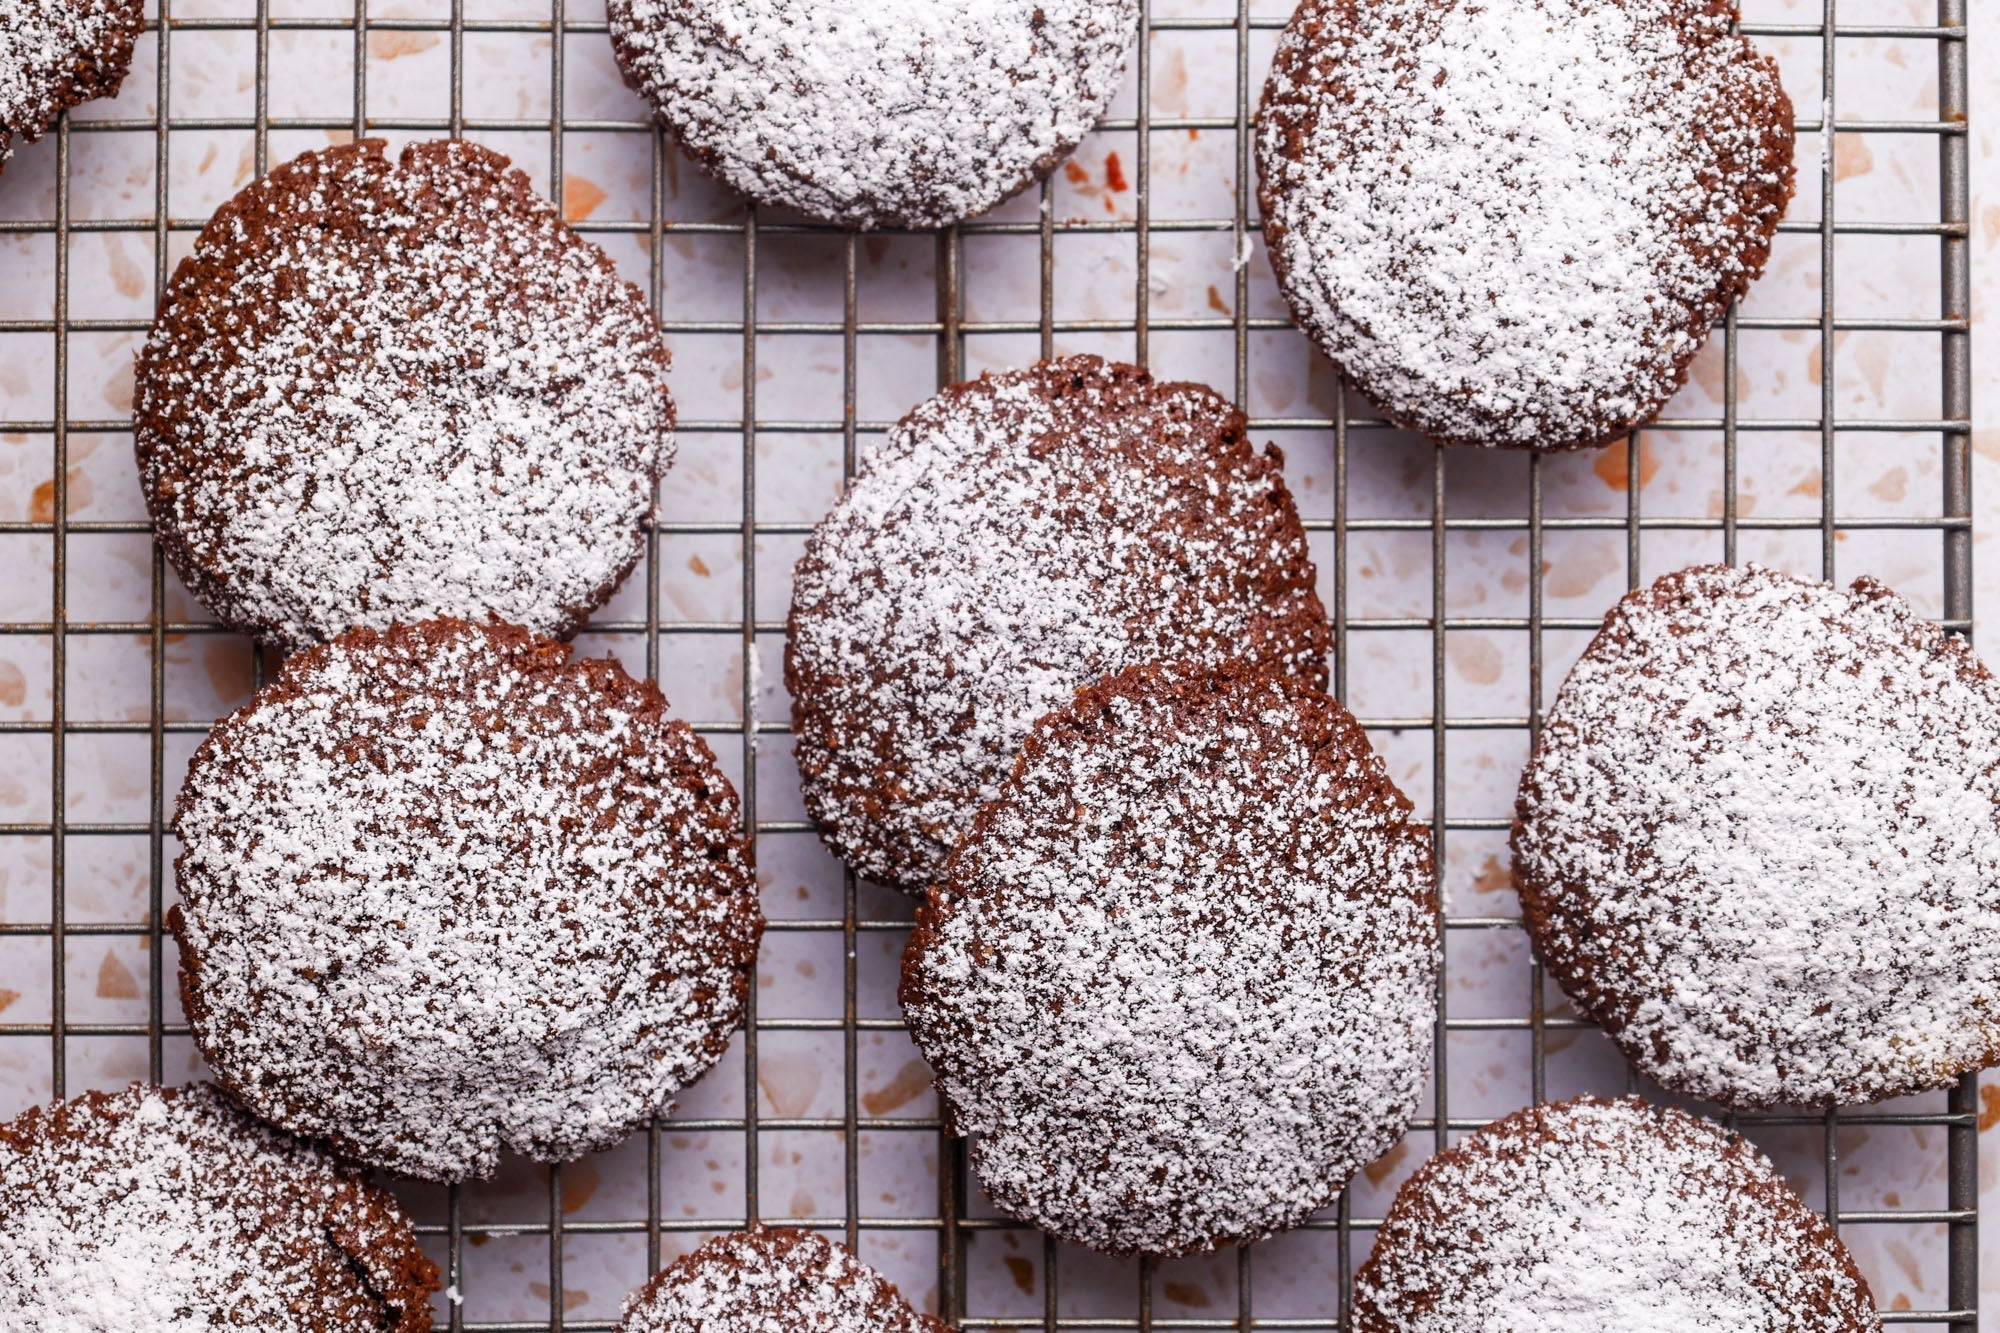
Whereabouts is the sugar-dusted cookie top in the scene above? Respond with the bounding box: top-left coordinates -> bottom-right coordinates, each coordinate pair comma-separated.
1515,564 -> 2000,1107
1258,0 -> 1794,451
903,662 -> 1437,1256
173,619 -> 762,1181
0,1082 -> 440,1330
136,139 -> 675,649
1355,1097 -> 1879,1332
607,0 -> 1139,228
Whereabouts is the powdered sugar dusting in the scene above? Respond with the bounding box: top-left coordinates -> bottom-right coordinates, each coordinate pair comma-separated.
620,1228 -> 947,1333
136,139 -> 675,651
1354,1097 -> 1879,1332
785,356 -> 1328,893
173,619 -> 762,1182
1514,564 -> 2000,1108
0,1083 -> 438,1331
1256,0 -> 1793,451
606,0 -> 1140,229
902,664 -> 1437,1257
0,0 -> 142,167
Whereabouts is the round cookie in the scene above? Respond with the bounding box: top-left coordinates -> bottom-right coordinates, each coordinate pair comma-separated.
171,618 -> 763,1182
605,0 -> 1140,229
901,662 -> 1438,1256
135,139 -> 675,651
0,0 -> 145,172
1353,1096 -> 1880,1332
1513,563 -> 2000,1108
619,1228 -> 950,1333
1256,0 -> 1794,452
0,1082 -> 439,1330
786,355 -> 1329,894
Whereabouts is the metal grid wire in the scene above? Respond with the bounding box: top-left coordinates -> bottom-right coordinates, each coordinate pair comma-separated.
0,0 -> 1976,1329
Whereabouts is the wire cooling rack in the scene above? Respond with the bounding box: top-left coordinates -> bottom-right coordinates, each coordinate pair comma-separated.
0,0 -> 1977,1328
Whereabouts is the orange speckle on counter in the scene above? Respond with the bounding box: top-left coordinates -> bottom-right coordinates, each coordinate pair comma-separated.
527,1283 -> 589,1314
0,989 -> 18,1014
0,658 -> 24,707
861,1057 -> 933,1116
203,642 -> 256,707
27,469 -> 94,523
97,952 -> 140,1001
1164,1282 -> 1212,1309
368,30 -> 440,61
1883,1238 -> 1922,1289
1833,133 -> 1874,183
1591,438 -> 1658,492
1470,853 -> 1511,896
107,235 -> 146,301
1447,632 -> 1503,685
560,1158 -> 600,1214
1064,161 -> 1091,185
1003,1256 -> 1035,1294
1361,1138 -> 1411,1187
1206,284 -> 1230,316
1104,152 -> 1129,192
757,1052 -> 822,1117
1978,1082 -> 2000,1131
563,176 -> 609,224
1866,466 -> 1908,505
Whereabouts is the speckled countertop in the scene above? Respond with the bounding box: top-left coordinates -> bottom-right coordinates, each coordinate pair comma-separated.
0,0 -> 1996,1324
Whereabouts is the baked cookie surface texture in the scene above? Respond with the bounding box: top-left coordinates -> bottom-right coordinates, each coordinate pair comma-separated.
1257,0 -> 1794,451
1353,1096 -> 1880,1333
607,0 -> 1141,228
786,355 -> 1329,894
618,1227 -> 951,1333
136,139 -> 675,650
0,1082 -> 440,1331
172,618 -> 762,1181
1514,563 -> 2000,1108
0,0 -> 145,171
902,662 -> 1438,1256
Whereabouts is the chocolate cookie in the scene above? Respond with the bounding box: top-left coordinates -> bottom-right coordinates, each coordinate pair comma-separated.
0,0 -> 145,172
619,1228 -> 950,1333
171,618 -> 763,1182
786,355 -> 1329,894
0,1082 -> 439,1330
1256,0 -> 1794,451
135,139 -> 675,651
1353,1096 -> 1879,1331
901,662 -> 1438,1256
606,0 -> 1140,229
1514,564 -> 2000,1108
